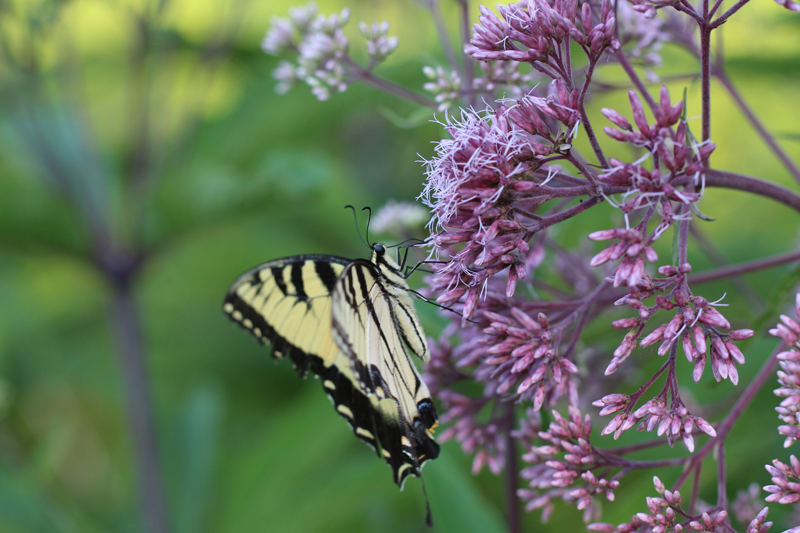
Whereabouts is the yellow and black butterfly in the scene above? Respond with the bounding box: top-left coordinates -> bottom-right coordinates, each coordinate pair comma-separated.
222,241 -> 439,488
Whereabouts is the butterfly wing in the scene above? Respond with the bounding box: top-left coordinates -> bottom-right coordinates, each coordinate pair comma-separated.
330,259 -> 440,488
223,255 -> 349,375
224,254 -> 437,486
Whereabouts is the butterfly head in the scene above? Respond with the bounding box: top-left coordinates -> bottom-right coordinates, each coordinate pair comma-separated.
371,242 -> 403,275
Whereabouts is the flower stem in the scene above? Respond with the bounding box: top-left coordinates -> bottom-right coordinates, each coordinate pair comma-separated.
615,51 -> 656,109
716,442 -> 727,508
704,169 -> 800,213
457,0 -> 476,108
504,404 -> 521,533
710,0 -> 754,28
529,196 -> 603,232
112,278 -> 172,533
346,57 -> 437,107
699,25 -> 711,148
714,70 -> 800,186
577,61 -> 609,169
426,0 -> 459,72
690,249 -> 800,284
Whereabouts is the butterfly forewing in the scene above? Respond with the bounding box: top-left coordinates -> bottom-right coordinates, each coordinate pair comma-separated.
223,255 -> 348,372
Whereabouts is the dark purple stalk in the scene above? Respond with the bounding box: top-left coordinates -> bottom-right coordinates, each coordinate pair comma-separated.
518,169 -> 800,214
426,0 -> 459,72
527,196 -> 603,232
708,0 -> 726,18
457,0 -> 476,108
714,70 -> 800,185
716,442 -> 727,508
615,51 -> 656,109
112,278 -> 171,533
699,26 -> 711,147
565,153 -> 601,188
689,465 -> 701,514
678,208 -> 691,266
704,169 -> 800,213
504,405 -> 521,533
690,249 -> 800,284
344,57 -> 437,107
710,0 -> 754,28
577,61 -> 609,169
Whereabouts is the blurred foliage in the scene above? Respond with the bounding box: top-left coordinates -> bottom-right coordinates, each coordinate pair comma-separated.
0,0 -> 798,532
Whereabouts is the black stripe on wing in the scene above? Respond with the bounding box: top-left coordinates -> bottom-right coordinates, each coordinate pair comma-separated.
336,261 -> 420,401
319,360 -> 440,487
330,260 -> 440,486
223,254 -> 349,377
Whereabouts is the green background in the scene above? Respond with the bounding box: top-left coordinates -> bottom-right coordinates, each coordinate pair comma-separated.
0,0 -> 799,531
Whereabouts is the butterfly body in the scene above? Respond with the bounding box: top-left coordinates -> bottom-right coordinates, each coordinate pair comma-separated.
223,245 -> 439,487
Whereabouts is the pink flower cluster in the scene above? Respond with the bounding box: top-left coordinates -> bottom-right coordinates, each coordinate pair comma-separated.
262,3 -> 399,100
589,477 -> 730,533
517,406 -> 614,523
594,393 -> 716,452
466,0 -> 620,66
421,107 -> 548,322
600,88 -> 713,215
604,261 -> 754,385
435,390 -> 506,475
770,294 -> 800,447
765,455 -> 800,505
479,308 -> 578,406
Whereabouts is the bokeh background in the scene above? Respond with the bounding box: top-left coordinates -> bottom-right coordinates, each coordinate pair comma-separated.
0,0 -> 799,532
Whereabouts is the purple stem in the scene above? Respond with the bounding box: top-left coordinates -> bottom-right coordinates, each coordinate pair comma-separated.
519,168 -> 800,213
708,0 -> 726,17
704,169 -> 800,213
710,0 -> 754,28
577,60 -> 609,169
504,405 -> 521,533
565,152 -> 601,188
615,51 -> 656,109
112,279 -> 172,533
699,24 -> 711,146
457,0 -> 476,108
716,442 -> 727,508
714,70 -> 800,186
528,196 -> 603,232
689,465 -> 701,514
427,0 -> 459,71
345,57 -> 437,108
690,249 -> 800,284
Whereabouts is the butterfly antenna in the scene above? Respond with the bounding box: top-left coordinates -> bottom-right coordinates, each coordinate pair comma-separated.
361,206 -> 373,247
387,237 -> 427,249
345,205 -> 370,250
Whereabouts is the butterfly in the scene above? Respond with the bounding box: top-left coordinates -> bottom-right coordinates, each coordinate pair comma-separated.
223,242 -> 439,489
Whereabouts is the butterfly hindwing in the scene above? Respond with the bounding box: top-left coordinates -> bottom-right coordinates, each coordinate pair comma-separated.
330,252 -> 439,486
